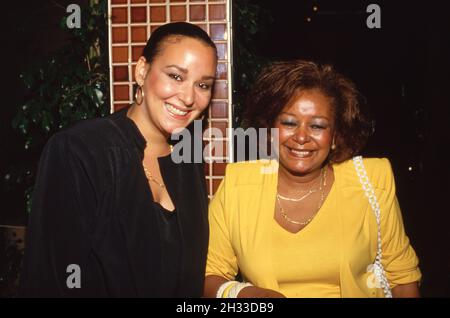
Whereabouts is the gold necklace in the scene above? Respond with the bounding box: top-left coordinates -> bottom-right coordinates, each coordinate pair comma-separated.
143,164 -> 165,188
277,166 -> 328,225
142,144 -> 174,188
277,167 -> 325,202
277,189 -> 317,202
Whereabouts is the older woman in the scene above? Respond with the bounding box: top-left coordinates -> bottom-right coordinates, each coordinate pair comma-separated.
20,22 -> 217,297
204,60 -> 421,298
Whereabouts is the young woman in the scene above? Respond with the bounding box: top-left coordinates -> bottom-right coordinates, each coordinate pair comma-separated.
20,22 -> 217,297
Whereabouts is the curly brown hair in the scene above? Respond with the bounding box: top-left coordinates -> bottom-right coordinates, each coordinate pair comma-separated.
242,60 -> 373,163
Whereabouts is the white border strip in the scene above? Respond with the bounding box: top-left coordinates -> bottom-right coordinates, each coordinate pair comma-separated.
108,0 -> 114,114
226,0 -> 234,163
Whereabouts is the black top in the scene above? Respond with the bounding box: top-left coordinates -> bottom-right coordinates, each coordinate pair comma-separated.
19,106 -> 209,297
153,203 -> 181,297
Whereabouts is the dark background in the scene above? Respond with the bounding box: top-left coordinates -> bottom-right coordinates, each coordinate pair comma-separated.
1,0 -> 449,296
1,0 -> 87,225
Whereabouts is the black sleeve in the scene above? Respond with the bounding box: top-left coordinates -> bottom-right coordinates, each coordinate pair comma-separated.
19,132 -> 99,297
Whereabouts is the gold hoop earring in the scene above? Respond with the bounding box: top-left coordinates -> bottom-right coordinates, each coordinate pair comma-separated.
135,85 -> 144,105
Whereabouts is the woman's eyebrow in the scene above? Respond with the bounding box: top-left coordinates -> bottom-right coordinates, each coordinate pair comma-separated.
280,112 -> 330,120
165,64 -> 188,73
311,116 -> 330,120
165,65 -> 215,80
280,112 -> 296,117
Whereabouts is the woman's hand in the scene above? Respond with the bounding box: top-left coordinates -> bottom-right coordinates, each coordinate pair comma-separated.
204,275 -> 285,298
238,286 -> 286,298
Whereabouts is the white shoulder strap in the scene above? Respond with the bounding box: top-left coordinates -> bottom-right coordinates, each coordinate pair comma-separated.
353,156 -> 393,298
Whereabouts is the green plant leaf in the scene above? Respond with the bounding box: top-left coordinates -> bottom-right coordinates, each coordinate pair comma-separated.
12,0 -> 110,214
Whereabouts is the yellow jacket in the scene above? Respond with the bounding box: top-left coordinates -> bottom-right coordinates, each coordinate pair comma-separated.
206,158 -> 421,297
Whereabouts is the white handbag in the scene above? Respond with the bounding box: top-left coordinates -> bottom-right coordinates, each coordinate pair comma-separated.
353,156 -> 393,298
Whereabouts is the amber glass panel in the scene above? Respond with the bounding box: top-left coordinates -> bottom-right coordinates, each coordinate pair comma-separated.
114,85 -> 130,101
113,66 -> 129,82
131,64 -> 137,82
112,27 -> 128,43
131,7 -> 147,23
212,179 -> 223,193
131,26 -> 148,42
210,24 -> 226,40
211,121 -> 228,137
111,8 -> 128,24
170,6 -> 186,22
216,62 -> 227,80
212,163 -> 227,176
209,4 -> 226,21
111,0 -> 127,4
211,101 -> 228,119
215,43 -> 227,60
189,5 -> 205,21
132,46 -> 145,62
150,6 -> 166,22
112,47 -> 128,63
212,81 -> 227,99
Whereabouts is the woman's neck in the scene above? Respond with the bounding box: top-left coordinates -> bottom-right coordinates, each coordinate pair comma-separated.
278,164 -> 324,190
127,103 -> 168,148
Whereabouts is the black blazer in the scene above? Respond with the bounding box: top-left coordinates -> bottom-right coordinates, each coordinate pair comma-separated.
19,107 -> 209,297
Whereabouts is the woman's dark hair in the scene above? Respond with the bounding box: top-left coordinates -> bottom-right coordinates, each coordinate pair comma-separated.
142,22 -> 217,64
242,60 -> 373,163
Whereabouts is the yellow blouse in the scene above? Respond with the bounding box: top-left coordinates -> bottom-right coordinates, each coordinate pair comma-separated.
271,180 -> 341,297
206,158 -> 421,298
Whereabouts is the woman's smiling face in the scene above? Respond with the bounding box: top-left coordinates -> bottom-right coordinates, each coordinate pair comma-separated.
136,36 -> 217,136
275,89 -> 335,176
